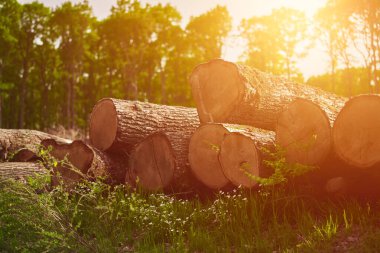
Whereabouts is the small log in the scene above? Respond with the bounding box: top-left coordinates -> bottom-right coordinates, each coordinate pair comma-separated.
89,99 -> 199,183
219,127 -> 275,188
333,95 -> 380,168
0,162 -> 47,182
41,139 -> 127,187
0,129 -> 70,161
276,99 -> 332,165
189,124 -> 230,189
189,123 -> 275,189
190,59 -> 346,130
9,148 -> 40,162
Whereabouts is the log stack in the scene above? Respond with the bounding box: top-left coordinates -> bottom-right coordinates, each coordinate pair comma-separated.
2,58 -> 380,198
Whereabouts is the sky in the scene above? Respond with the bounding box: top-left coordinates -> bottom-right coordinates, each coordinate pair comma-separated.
19,0 -> 331,79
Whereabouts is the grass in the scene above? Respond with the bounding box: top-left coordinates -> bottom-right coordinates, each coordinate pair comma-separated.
1,173 -> 380,253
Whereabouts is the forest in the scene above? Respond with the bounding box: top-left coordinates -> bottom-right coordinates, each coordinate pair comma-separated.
0,0 -> 379,131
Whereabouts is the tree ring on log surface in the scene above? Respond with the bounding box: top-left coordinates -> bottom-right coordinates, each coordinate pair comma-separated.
276,98 -> 331,165
129,133 -> 175,191
188,124 -> 230,189
190,59 -> 243,123
89,98 -> 118,151
333,95 -> 380,168
219,132 -> 260,188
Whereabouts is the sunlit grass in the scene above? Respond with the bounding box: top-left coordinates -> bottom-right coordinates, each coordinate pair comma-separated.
1,174 -> 380,252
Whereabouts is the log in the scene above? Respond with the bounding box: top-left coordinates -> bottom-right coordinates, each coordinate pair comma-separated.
189,123 -> 275,189
128,132 -> 175,191
41,139 -> 127,187
0,162 -> 47,183
129,132 -> 210,192
89,99 -> 199,184
189,59 -> 346,130
333,95 -> 380,168
0,129 -> 70,161
9,148 -> 40,162
276,99 -> 332,165
219,127 -> 275,188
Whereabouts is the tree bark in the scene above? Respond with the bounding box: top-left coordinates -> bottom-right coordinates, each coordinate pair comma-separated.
89,99 -> 199,186
0,162 -> 47,183
0,129 -> 70,161
41,139 -> 128,187
189,123 -> 275,189
333,95 -> 380,168
190,59 -> 346,130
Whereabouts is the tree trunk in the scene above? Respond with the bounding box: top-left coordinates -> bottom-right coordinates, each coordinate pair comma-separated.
189,123 -> 275,189
190,59 -> 346,130
0,129 -> 70,161
89,99 -> 199,185
0,162 -> 47,183
333,95 -> 380,168
19,57 -> 29,129
41,139 -> 128,187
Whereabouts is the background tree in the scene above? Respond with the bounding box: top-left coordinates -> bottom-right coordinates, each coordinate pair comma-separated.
240,8 -> 308,81
50,1 -> 93,129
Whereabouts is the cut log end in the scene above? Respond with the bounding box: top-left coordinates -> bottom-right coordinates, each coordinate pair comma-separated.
333,95 -> 380,168
219,133 -> 259,188
89,99 -> 118,151
129,133 -> 175,191
41,139 -> 94,187
188,124 -> 230,189
276,99 -> 331,165
190,59 -> 243,123
10,148 -> 39,162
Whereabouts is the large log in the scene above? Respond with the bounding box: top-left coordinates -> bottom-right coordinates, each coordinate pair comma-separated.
189,123 -> 275,189
89,99 -> 199,183
333,95 -> 380,168
0,129 -> 70,161
41,139 -> 127,187
0,162 -> 47,182
276,99 -> 332,165
189,59 -> 346,130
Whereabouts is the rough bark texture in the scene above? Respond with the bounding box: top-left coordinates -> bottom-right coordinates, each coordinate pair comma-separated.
89,99 -> 200,186
190,59 -> 347,130
333,95 -> 380,168
0,129 -> 70,161
41,139 -> 128,186
0,162 -> 47,182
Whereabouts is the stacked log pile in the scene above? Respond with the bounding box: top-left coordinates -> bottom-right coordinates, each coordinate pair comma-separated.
2,58 -> 380,198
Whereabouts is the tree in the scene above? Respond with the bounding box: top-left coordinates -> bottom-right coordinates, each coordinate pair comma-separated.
50,1 -> 93,129
335,0 -> 380,92
240,8 -> 308,81
0,0 -> 21,128
17,2 -> 50,128
186,5 -> 232,62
